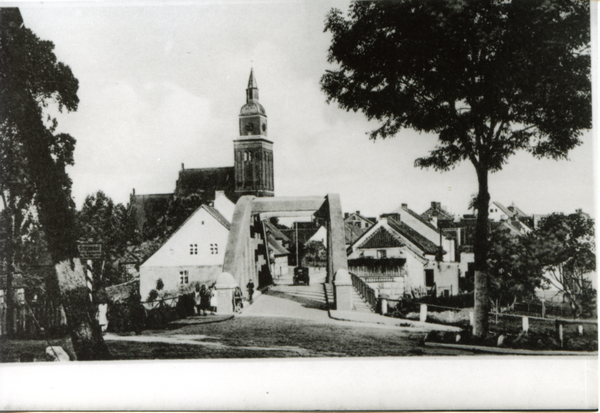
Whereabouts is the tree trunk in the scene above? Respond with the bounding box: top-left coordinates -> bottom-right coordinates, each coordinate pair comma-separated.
54,259 -> 110,361
473,166 -> 490,337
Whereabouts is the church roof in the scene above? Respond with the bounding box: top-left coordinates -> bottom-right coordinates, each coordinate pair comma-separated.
175,167 -> 235,197
248,68 -> 258,89
240,101 -> 266,116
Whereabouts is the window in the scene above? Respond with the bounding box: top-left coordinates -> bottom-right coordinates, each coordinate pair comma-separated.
210,243 -> 219,254
425,269 -> 435,287
180,270 -> 189,284
377,250 -> 387,259
190,244 -> 197,255
244,152 -> 248,161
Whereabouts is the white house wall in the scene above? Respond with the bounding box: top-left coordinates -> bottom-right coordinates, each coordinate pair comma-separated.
140,207 -> 230,299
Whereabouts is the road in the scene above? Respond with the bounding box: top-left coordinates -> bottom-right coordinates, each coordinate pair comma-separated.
103,268 -> 476,359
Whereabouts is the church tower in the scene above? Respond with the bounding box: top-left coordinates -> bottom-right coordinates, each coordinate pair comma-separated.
234,69 -> 274,198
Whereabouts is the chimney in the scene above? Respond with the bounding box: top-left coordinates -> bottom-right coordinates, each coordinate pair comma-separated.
432,201 -> 441,210
344,213 -> 349,219
181,163 -> 185,170
401,203 -> 407,208
356,210 -> 360,215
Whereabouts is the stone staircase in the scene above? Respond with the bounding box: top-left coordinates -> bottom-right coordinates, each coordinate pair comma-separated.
323,283 -> 375,313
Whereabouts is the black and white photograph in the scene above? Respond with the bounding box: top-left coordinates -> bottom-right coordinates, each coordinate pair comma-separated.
0,0 -> 597,410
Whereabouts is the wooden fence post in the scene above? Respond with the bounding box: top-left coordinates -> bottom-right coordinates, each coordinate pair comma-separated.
419,303 -> 427,323
555,320 -> 564,348
541,300 -> 545,318
522,316 -> 529,333
55,259 -> 110,361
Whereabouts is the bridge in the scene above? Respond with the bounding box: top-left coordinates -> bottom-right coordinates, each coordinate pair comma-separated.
214,194 -> 360,312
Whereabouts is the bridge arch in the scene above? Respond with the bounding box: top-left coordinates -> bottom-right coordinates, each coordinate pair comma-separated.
221,194 -> 349,308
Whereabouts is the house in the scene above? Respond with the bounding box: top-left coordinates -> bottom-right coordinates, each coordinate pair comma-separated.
267,234 -> 290,278
347,216 -> 459,297
139,204 -> 231,301
130,69 -> 275,232
390,203 -> 456,262
344,211 -> 376,230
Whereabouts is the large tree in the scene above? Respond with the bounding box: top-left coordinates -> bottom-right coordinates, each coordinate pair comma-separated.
321,0 -> 591,336
1,8 -> 79,336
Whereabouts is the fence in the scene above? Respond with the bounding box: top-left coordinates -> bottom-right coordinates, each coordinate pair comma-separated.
350,272 -> 378,312
0,292 -> 68,337
349,265 -> 403,280
502,300 -> 575,319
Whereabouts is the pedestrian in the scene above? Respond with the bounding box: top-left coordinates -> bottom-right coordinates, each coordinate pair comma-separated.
246,279 -> 255,302
200,284 -> 211,316
209,285 -> 217,314
193,284 -> 202,315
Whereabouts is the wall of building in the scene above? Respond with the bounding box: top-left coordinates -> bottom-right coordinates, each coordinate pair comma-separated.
367,279 -> 405,300
459,252 -> 475,277
140,207 -> 230,299
272,256 -> 288,279
434,262 -> 460,296
143,208 -> 229,268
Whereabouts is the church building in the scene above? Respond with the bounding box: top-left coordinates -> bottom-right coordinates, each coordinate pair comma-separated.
131,69 -> 274,231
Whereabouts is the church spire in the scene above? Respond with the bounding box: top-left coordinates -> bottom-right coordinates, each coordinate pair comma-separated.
246,68 -> 259,103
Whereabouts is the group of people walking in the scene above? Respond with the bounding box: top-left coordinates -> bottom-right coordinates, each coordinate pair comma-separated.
192,279 -> 255,316
194,284 -> 216,316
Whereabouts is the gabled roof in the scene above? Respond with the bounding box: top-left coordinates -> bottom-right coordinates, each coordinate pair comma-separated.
386,218 -> 439,255
203,205 -> 231,231
345,223 -> 366,244
149,204 -> 231,255
507,204 -> 528,218
393,204 -> 440,233
344,212 -> 375,225
492,201 -> 514,219
264,221 -> 291,242
267,235 -> 289,256
359,227 -> 404,249
421,204 -> 454,221
175,167 -> 235,197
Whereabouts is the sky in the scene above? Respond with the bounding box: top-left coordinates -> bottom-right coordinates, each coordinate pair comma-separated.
12,0 -> 598,220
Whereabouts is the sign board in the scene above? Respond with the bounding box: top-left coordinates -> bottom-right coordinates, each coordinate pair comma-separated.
77,243 -> 103,260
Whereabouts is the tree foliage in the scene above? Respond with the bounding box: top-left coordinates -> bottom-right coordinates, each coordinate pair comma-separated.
487,229 -> 545,308
321,0 -> 591,336
534,211 -> 596,318
1,8 -> 79,263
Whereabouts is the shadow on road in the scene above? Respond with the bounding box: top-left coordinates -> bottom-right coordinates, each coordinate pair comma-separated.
265,289 -> 328,311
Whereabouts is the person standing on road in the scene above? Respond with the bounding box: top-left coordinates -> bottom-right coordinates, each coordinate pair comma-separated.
246,279 -> 255,302
194,285 -> 202,315
200,284 -> 211,316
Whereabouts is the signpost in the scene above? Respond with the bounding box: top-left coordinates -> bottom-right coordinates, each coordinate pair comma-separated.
77,243 -> 103,303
